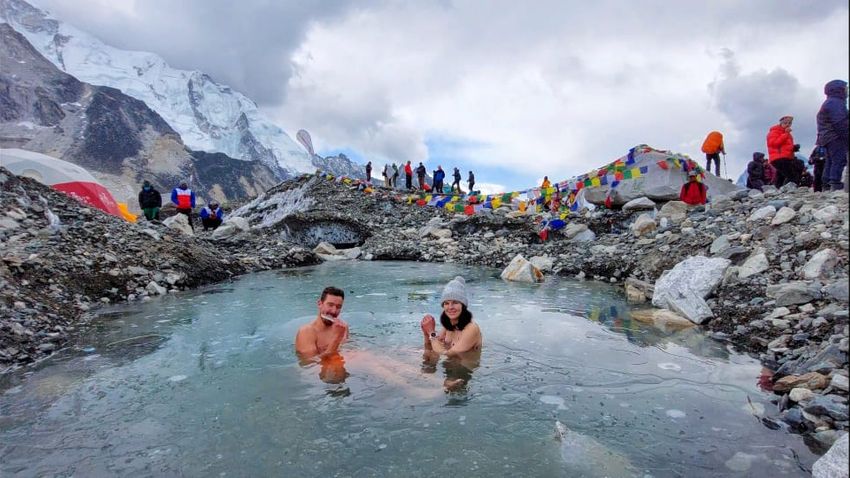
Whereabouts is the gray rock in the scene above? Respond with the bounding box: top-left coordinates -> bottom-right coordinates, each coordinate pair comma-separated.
771,206 -> 796,225
766,281 -> 820,307
748,205 -> 777,222
622,197 -> 656,211
738,253 -> 769,278
709,235 -> 730,255
831,374 -> 849,392
803,249 -> 839,279
658,201 -> 688,223
805,395 -> 849,421
719,246 -> 750,264
824,279 -> 850,303
652,256 -> 730,324
145,281 -> 167,296
631,214 -> 656,237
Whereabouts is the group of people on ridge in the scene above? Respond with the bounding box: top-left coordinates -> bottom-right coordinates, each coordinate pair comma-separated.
745,79 -> 848,192
376,160 -> 476,194
137,180 -> 224,231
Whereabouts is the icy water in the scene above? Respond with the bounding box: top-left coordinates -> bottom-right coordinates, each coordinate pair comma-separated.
0,261 -> 817,477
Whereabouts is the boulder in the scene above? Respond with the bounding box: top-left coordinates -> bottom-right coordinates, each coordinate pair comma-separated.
771,207 -> 796,225
789,387 -> 816,403
813,205 -> 841,223
211,217 -> 250,240
812,432 -> 848,478
622,197 -> 656,211
625,277 -> 654,303
709,235 -> 730,255
773,372 -> 830,392
658,201 -> 688,223
766,281 -> 821,307
652,256 -> 730,324
570,229 -> 597,243
313,242 -> 339,255
530,256 -> 555,272
738,253 -> 769,279
802,249 -> 839,279
162,213 -> 194,236
631,214 -> 656,237
824,279 -> 850,303
748,205 -> 776,222
500,254 -> 544,283
562,223 -> 588,239
145,281 -> 167,296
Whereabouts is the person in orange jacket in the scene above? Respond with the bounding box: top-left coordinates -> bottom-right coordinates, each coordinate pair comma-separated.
701,131 -> 726,176
679,170 -> 707,205
766,116 -> 797,187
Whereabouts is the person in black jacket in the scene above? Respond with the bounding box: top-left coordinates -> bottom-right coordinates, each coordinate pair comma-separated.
451,167 -> 462,193
138,180 -> 162,220
746,152 -> 766,191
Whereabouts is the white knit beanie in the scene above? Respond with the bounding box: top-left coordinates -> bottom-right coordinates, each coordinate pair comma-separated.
441,276 -> 468,306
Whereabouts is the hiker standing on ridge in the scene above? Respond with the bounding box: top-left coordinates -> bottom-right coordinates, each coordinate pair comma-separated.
416,162 -> 427,190
467,170 -> 475,193
404,161 -> 414,190
138,180 -> 162,221
365,161 -> 372,182
382,164 -> 389,187
391,163 -> 399,189
171,181 -> 196,231
766,116 -> 797,187
816,79 -> 849,191
701,131 -> 725,177
451,167 -> 462,193
746,152 -> 767,191
432,166 -> 445,194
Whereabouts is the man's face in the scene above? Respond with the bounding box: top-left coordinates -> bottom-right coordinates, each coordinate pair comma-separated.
318,294 -> 344,322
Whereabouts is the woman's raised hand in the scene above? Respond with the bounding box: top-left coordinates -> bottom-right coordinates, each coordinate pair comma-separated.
421,314 -> 436,336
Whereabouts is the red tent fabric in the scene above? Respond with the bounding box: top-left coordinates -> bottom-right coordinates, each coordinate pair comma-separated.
1,148 -> 122,216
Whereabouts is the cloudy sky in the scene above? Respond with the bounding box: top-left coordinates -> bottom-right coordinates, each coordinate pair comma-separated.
35,0 -> 849,192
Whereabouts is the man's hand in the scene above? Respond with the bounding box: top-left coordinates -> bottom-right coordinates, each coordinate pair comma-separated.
421,315 -> 436,337
331,319 -> 348,340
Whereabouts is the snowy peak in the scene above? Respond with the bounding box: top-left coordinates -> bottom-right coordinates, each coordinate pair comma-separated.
0,0 -> 314,178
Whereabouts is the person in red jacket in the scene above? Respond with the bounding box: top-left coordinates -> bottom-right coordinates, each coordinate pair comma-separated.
766,116 -> 797,187
404,161 -> 413,190
679,170 -> 707,205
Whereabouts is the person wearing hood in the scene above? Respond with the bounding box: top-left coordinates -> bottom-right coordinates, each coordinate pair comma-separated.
138,180 -> 162,221
746,152 -> 767,191
391,163 -> 399,188
467,170 -> 475,193
170,181 -> 196,231
365,161 -> 372,183
816,79 -> 849,191
200,201 -> 223,231
766,116 -> 796,187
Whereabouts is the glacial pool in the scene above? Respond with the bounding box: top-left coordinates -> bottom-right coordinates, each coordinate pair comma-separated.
0,261 -> 818,477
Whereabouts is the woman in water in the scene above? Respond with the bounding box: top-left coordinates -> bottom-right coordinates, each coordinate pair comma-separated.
420,276 -> 483,390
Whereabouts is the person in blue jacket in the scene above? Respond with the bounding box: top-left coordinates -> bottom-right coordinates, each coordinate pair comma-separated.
171,181 -> 196,231
816,79 -> 849,191
200,201 -> 223,231
432,166 -> 445,194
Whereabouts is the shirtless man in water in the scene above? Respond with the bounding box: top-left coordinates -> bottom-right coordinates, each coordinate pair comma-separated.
295,287 -> 350,381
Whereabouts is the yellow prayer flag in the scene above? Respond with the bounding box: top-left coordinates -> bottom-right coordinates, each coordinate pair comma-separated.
590,177 -> 601,187
631,167 -> 642,178
492,198 -> 502,209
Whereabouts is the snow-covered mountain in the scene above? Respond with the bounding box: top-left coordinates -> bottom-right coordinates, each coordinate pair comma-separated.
0,0 -> 314,178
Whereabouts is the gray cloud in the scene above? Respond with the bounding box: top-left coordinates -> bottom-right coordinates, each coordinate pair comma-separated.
33,0 -> 358,104
710,49 -> 821,166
